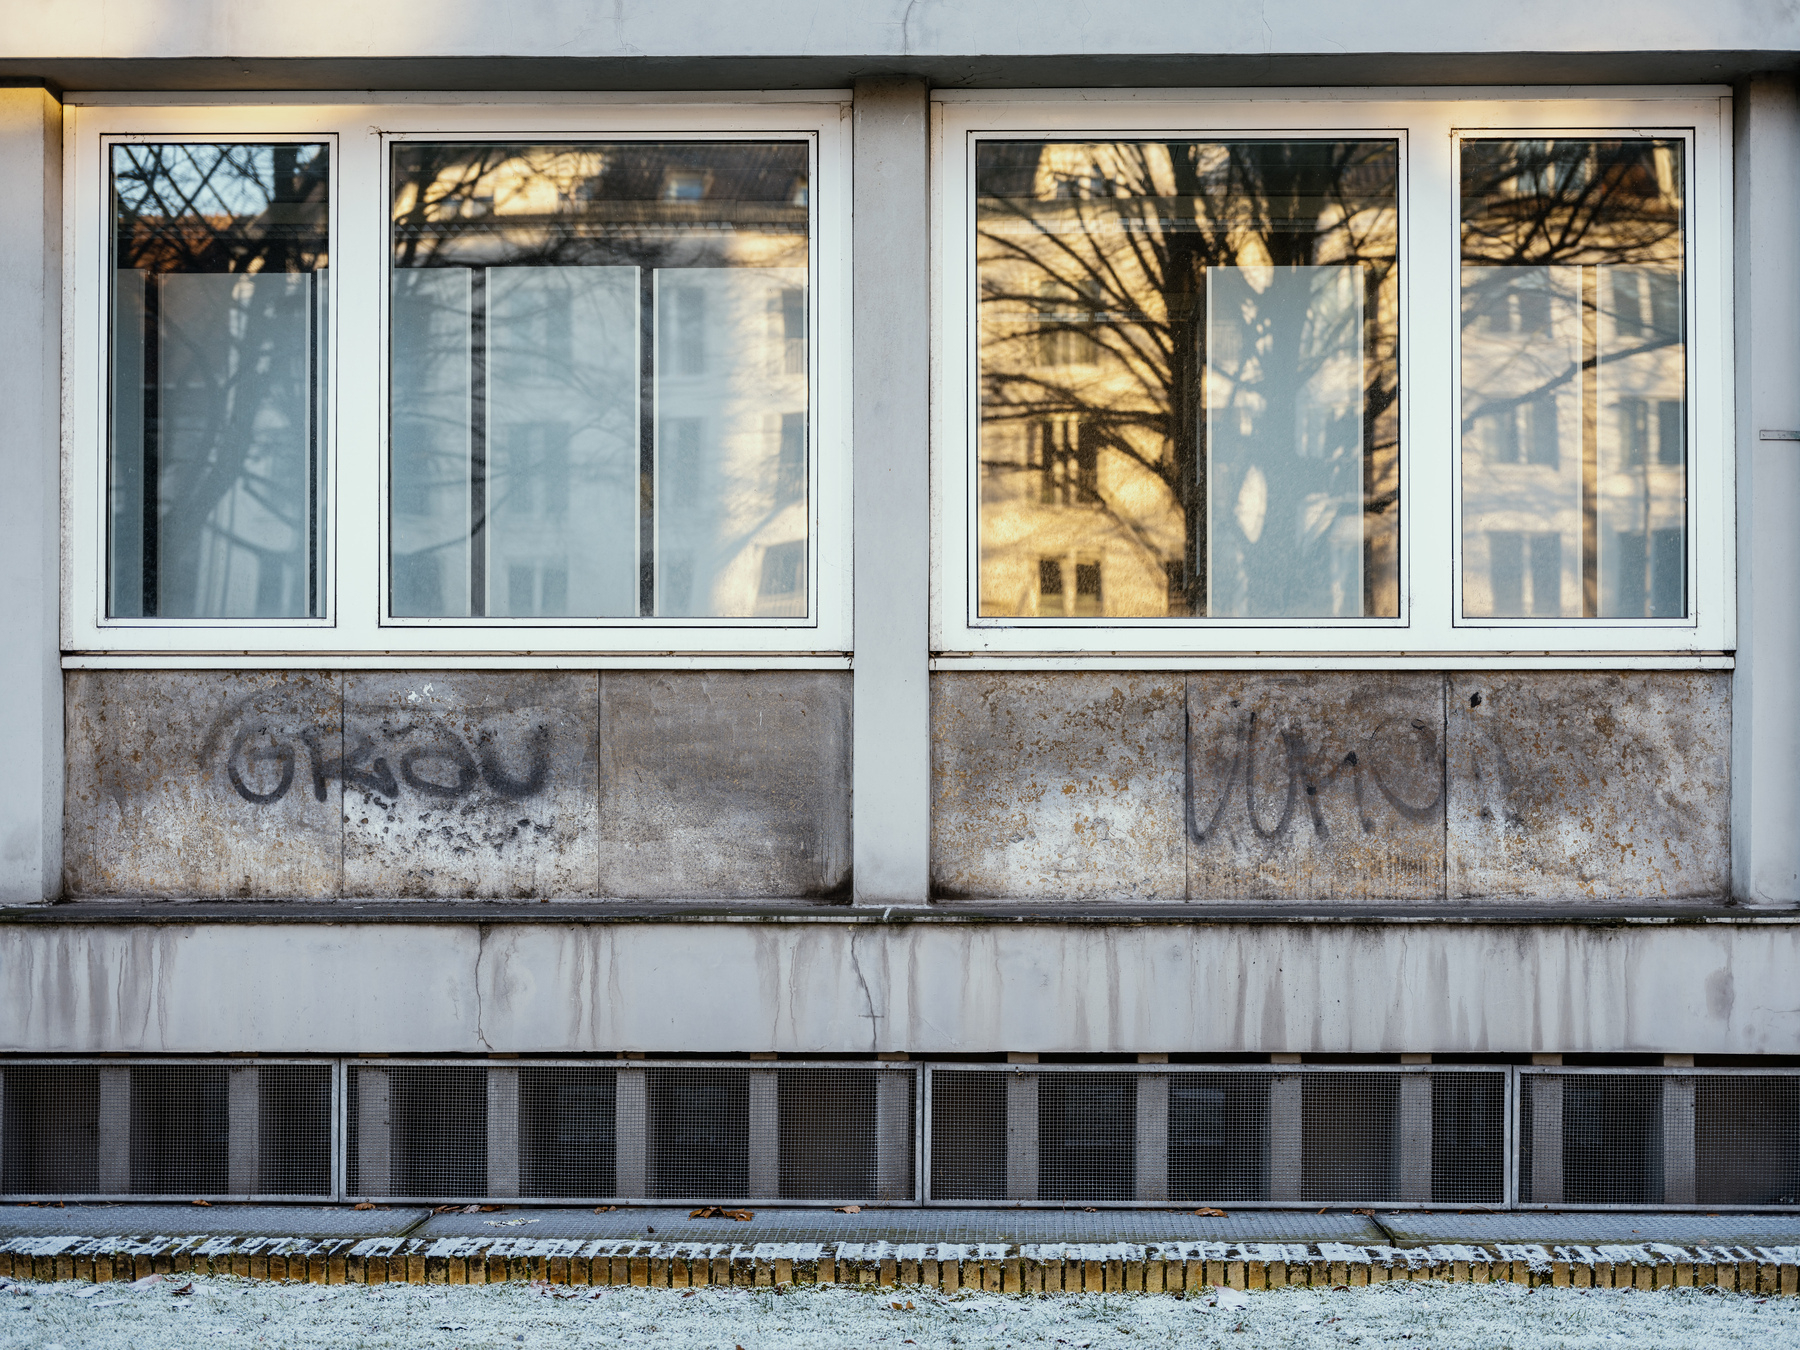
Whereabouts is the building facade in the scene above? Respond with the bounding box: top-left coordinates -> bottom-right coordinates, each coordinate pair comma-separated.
0,2 -> 1796,1210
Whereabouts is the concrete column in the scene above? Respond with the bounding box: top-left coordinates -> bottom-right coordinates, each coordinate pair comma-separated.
1733,74 -> 1800,906
873,1065 -> 913,1201
614,1067 -> 647,1198
355,1068 -> 391,1198
1661,1075 -> 1697,1204
1269,1074 -> 1303,1201
486,1067 -> 520,1199
227,1066 -> 260,1196
851,76 -> 931,903
96,1067 -> 130,1194
1529,1076 -> 1564,1204
0,87 -> 62,904
1004,1070 -> 1038,1201
1134,1074 -> 1170,1202
1397,1072 -> 1433,1202
746,1069 -> 780,1198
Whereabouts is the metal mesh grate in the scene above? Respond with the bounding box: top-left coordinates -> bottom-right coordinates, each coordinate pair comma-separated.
0,1060 -> 333,1200
1520,1069 -> 1800,1209
348,1061 -> 917,1205
927,1066 -> 1508,1208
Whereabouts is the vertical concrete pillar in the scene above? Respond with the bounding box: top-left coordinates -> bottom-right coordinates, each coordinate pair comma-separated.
873,1066 -> 913,1201
355,1067 -> 391,1198
614,1067 -> 647,1198
1004,1071 -> 1039,1201
96,1067 -> 131,1194
1529,1076 -> 1564,1204
746,1069 -> 780,1198
1134,1074 -> 1170,1202
1734,74 -> 1800,905
851,76 -> 931,903
486,1067 -> 520,1199
1661,1076 -> 1697,1205
1397,1073 -> 1433,1203
0,87 -> 61,904
1269,1074 -> 1303,1202
227,1066 -> 260,1196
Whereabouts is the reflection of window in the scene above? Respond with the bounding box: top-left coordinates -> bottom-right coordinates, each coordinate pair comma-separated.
1035,283 -> 1101,366
1479,397 -> 1559,467
1619,398 -> 1682,467
663,169 -> 707,200
1034,419 -> 1099,506
781,288 -> 806,374
776,412 -> 806,505
1614,528 -> 1684,618
1489,531 -> 1563,618
1073,558 -> 1103,616
670,287 -> 707,375
756,540 -> 806,616
1037,557 -> 1064,615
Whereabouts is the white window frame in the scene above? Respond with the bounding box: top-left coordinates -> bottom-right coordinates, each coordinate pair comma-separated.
930,88 -> 1734,669
64,94 -> 852,667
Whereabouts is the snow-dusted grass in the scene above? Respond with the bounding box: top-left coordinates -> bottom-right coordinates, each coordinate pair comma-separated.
1,1274 -> 1797,1349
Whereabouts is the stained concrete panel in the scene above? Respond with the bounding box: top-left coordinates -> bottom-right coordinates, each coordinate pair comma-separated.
597,672 -> 851,898
931,673 -> 1185,901
1186,674 -> 1445,902
63,670 -> 341,897
1446,672 -> 1730,900
340,673 -> 599,898
5,916 -> 1798,1056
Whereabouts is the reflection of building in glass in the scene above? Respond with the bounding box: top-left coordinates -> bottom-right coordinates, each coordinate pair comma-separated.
1461,140 -> 1687,619
107,143 -> 330,619
388,142 -> 809,620
975,139 -> 1399,620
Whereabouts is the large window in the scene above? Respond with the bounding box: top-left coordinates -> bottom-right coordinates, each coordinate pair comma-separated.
67,101 -> 849,659
934,93 -> 1731,661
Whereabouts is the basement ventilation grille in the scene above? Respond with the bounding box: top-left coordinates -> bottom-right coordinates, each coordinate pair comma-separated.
925,1065 -> 1510,1208
0,1060 -> 336,1201
1518,1069 -> 1800,1210
345,1061 -> 918,1206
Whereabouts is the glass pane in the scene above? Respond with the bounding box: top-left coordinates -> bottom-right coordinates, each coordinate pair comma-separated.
389,142 -> 810,619
974,140 -> 1400,620
1460,138 -> 1687,619
107,143 -> 329,619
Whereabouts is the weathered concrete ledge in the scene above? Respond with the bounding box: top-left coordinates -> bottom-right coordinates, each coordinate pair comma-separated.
2,1234 -> 1796,1296
2,916 -> 1796,1054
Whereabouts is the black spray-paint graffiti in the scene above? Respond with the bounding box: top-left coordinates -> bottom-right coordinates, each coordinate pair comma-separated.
206,701 -> 552,806
1186,707 -> 1442,845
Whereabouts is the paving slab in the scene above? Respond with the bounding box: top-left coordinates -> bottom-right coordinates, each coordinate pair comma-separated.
0,1203 -> 429,1239
1377,1209 -> 1800,1248
415,1205 -> 1390,1245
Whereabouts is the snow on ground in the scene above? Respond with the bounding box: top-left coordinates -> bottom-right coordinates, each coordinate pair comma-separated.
1,1274 -> 1797,1349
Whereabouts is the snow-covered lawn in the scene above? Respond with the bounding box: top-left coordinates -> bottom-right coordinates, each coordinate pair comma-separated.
1,1274 -> 1796,1348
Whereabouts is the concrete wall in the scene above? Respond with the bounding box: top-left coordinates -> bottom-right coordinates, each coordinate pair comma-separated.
0,915 -> 1791,1056
63,670 -> 850,899
934,672 -> 1731,903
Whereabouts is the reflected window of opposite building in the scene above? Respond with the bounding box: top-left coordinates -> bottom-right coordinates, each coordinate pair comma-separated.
386,141 -> 811,621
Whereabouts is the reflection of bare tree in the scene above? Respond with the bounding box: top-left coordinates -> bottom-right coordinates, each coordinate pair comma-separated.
112,143 -> 328,616
976,140 -> 1399,617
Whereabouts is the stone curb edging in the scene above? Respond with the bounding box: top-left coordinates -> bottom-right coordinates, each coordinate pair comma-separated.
1,1236 -> 1797,1296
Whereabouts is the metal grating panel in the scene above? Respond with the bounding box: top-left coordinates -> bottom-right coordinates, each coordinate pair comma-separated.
0,1060 -> 334,1201
347,1061 -> 918,1205
1519,1069 -> 1800,1209
926,1065 -> 1508,1208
